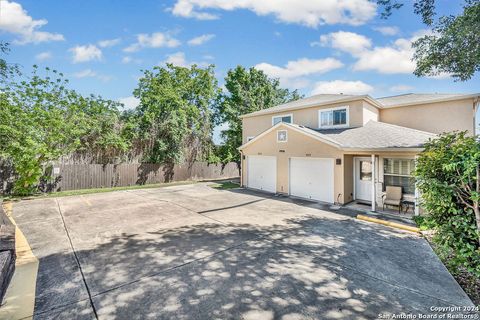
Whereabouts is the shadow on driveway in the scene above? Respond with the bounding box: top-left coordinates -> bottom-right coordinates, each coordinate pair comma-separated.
34,218 -> 473,319
10,185 -> 475,319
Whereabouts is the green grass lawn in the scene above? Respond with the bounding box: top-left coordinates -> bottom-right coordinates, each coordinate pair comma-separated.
1,181 -> 197,201
209,181 -> 240,190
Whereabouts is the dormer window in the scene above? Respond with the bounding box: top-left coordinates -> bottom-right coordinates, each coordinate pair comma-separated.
319,106 -> 349,128
272,114 -> 292,125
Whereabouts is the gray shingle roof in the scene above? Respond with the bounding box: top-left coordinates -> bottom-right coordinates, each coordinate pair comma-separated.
289,121 -> 436,149
376,93 -> 479,108
241,94 -> 370,117
241,93 -> 479,117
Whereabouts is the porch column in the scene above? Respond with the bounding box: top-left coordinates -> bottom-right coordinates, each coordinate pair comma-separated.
414,155 -> 420,216
371,154 -> 376,212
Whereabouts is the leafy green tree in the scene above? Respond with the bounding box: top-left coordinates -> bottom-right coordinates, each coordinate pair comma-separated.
0,66 -> 131,194
0,42 -> 18,81
134,63 -> 220,165
0,67 -> 85,194
215,66 -> 302,163
414,132 -> 480,276
376,0 -> 480,81
75,95 -> 131,163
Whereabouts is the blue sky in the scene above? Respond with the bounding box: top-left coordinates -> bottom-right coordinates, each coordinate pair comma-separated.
1,0 -> 479,138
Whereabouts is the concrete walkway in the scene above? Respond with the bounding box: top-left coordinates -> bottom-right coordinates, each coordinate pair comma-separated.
9,183 -> 475,319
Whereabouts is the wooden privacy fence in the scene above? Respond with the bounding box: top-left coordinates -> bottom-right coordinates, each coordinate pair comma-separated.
1,162 -> 239,193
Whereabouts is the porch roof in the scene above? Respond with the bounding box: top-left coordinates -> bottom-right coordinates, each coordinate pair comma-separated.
290,121 -> 436,150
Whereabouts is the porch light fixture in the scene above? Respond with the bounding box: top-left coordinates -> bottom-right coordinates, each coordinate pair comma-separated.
336,158 -> 342,165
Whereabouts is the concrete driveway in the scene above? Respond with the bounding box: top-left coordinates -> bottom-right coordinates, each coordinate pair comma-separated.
10,183 -> 474,319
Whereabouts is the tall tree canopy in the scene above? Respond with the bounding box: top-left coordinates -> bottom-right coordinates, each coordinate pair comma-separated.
0,42 -> 19,81
0,66 -> 129,194
377,0 -> 480,81
133,63 -> 220,165
215,66 -> 302,163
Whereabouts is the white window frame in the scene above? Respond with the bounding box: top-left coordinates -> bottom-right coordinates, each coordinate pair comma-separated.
247,136 -> 255,142
318,106 -> 349,129
383,158 -> 415,195
277,130 -> 288,143
272,113 -> 293,126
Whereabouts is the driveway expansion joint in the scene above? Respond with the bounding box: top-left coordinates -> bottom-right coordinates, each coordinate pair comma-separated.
55,198 -> 99,320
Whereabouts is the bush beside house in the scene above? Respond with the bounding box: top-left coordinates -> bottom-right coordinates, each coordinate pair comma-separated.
414,132 -> 480,303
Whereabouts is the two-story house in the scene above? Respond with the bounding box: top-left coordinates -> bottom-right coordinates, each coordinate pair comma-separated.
238,93 -> 479,214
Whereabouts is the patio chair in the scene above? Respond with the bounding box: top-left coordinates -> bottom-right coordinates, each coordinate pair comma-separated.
382,186 -> 403,214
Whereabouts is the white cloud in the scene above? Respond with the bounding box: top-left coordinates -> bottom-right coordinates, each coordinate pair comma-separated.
163,52 -> 189,67
352,38 -> 415,74
124,32 -> 180,52
213,122 -> 229,144
373,26 -> 399,36
311,80 -> 373,95
426,72 -> 451,80
69,45 -> 102,63
255,57 -> 343,88
121,56 -> 142,64
73,69 -> 97,78
118,96 -> 140,110
73,69 -> 112,82
171,0 -> 377,27
161,52 -> 208,67
0,0 -> 64,44
35,51 -> 52,61
98,38 -> 121,48
318,30 -> 429,74
389,84 -> 414,92
188,34 -> 215,46
313,31 -> 371,55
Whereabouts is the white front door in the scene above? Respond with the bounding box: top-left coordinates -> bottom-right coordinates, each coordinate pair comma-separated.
355,157 -> 372,202
289,157 -> 334,203
247,156 -> 277,193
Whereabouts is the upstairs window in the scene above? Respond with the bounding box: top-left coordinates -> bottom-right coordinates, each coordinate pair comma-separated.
319,106 -> 349,128
272,114 -> 292,126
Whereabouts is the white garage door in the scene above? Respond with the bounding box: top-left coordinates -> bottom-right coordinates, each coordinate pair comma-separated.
289,157 -> 334,203
247,156 -> 276,193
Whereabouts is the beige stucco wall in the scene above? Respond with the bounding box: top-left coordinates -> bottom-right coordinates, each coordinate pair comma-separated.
241,126 -> 345,203
240,125 -> 421,205
362,101 -> 379,125
242,100 -> 371,144
343,154 -> 354,203
379,98 -> 475,134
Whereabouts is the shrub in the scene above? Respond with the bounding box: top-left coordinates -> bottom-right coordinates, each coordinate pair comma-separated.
414,132 -> 480,276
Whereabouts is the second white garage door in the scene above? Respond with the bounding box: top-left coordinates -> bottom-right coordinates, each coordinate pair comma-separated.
289,157 -> 334,203
247,155 -> 276,193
